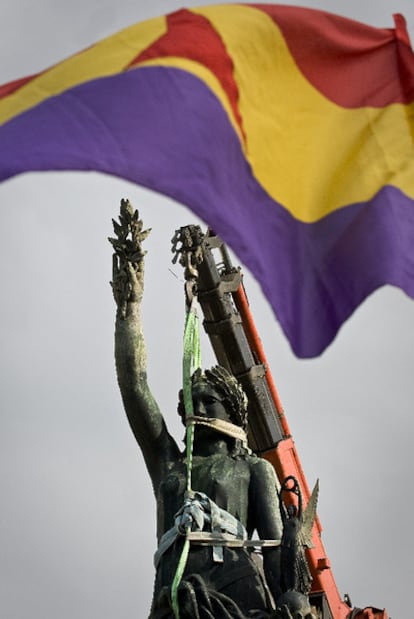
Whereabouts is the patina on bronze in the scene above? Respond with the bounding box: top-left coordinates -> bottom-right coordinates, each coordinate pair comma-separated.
110,200 -> 316,619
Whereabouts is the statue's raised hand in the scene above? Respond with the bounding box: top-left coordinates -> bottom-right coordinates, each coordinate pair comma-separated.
109,199 -> 150,318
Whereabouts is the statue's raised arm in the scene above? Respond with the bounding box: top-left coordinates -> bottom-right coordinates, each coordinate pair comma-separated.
109,200 -> 180,491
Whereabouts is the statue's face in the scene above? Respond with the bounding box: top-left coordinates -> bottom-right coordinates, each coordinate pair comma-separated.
191,381 -> 232,423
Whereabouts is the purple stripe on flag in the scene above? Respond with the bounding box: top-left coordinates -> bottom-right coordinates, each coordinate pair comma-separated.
1,67 -> 413,356
257,186 -> 414,356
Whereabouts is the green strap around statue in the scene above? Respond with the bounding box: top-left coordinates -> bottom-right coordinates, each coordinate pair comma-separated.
171,293 -> 201,619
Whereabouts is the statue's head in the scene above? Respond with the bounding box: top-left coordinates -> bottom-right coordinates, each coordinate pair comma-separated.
177,365 -> 248,430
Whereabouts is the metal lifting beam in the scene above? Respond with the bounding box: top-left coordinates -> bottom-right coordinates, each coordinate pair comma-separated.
195,232 -> 286,453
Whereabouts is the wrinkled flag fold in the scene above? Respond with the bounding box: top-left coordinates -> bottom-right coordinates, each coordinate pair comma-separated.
1,4 -> 413,357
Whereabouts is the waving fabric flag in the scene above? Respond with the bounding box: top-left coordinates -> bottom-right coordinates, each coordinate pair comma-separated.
0,5 -> 413,357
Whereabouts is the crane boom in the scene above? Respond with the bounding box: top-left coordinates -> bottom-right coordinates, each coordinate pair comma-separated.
174,226 -> 388,619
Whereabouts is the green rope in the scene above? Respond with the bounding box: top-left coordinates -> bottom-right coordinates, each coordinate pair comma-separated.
171,294 -> 201,619
170,537 -> 190,619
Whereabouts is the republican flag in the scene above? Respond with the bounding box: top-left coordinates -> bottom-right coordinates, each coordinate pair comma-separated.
1,4 -> 413,357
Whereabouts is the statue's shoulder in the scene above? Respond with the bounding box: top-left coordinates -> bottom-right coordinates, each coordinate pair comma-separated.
246,453 -> 272,468
248,455 -> 278,482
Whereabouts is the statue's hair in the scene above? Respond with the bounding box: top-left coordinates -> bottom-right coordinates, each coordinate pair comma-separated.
177,365 -> 248,430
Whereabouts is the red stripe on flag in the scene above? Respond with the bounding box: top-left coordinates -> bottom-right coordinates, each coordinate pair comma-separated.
0,72 -> 43,100
252,4 -> 414,107
129,8 -> 245,141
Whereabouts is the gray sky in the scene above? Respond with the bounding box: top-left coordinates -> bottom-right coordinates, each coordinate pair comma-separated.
1,2 -> 413,618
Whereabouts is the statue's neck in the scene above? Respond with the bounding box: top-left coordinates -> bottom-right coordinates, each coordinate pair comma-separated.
192,430 -> 230,457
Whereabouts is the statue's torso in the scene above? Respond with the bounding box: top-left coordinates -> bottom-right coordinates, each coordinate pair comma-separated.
152,452 -> 272,617
156,452 -> 253,541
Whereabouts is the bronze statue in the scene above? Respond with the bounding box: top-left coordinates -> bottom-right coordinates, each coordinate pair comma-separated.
279,476 -> 318,597
110,200 -> 315,619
